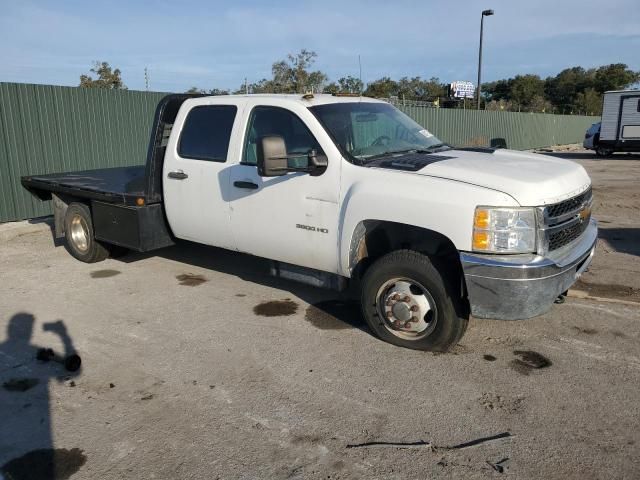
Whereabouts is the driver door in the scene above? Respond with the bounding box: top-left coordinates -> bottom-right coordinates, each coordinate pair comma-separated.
228,102 -> 340,273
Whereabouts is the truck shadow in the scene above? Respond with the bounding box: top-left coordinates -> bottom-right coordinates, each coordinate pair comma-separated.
599,227 -> 640,257
119,241 -> 370,333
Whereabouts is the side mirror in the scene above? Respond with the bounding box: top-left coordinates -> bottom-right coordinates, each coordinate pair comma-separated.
257,135 -> 288,177
308,149 -> 328,176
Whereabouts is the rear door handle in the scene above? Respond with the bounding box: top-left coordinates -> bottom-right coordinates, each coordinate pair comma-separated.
168,170 -> 188,180
233,181 -> 259,190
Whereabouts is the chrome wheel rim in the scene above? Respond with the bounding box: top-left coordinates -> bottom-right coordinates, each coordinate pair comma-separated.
375,277 -> 437,340
70,215 -> 89,252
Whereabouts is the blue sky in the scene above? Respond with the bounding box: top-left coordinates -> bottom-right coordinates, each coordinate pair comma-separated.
1,0 -> 638,92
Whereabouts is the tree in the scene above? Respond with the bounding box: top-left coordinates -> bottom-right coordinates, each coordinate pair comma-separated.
544,67 -> 594,112
363,77 -> 399,98
337,76 -> 363,94
593,63 -> 640,93
482,79 -> 511,102
509,74 -> 545,110
323,82 -> 339,94
574,88 -> 602,115
79,61 -> 126,89
185,87 -> 229,95
270,49 -> 327,93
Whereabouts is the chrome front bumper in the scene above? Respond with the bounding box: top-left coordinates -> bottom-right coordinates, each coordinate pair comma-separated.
460,219 -> 597,320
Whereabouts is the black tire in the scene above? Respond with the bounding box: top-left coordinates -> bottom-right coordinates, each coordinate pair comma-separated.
63,203 -> 109,263
595,145 -> 613,157
360,250 -> 468,352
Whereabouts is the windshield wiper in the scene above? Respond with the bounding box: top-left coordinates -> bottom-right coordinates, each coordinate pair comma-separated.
362,145 -> 450,162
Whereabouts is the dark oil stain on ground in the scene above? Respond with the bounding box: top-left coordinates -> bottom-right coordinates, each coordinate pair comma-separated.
90,269 -> 121,279
574,279 -> 640,303
3,378 -> 39,392
610,330 -> 627,338
572,326 -> 599,335
1,448 -> 86,480
291,434 -> 323,445
483,354 -> 497,361
176,273 -> 207,286
253,299 -> 298,317
510,350 -> 552,375
235,293 -> 246,297
304,301 -> 363,330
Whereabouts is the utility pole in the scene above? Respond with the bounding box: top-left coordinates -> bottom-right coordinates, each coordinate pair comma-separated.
244,77 -> 248,95
144,67 -> 149,91
476,9 -> 494,109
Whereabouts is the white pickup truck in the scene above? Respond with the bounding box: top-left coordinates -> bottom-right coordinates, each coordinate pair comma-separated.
22,93 -> 597,351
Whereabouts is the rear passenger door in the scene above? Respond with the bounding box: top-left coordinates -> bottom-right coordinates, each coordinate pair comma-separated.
163,100 -> 241,248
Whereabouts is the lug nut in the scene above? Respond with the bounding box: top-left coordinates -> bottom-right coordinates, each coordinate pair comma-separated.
403,295 -> 411,302
410,316 -> 419,323
386,311 -> 394,319
393,320 -> 403,329
392,293 -> 401,301
404,321 -> 412,329
410,305 -> 419,312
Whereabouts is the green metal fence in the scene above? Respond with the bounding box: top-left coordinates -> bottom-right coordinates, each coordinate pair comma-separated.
0,83 -> 166,223
0,82 -> 599,223
398,105 -> 598,151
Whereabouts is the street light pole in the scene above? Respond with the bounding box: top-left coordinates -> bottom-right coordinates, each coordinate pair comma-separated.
477,9 -> 494,110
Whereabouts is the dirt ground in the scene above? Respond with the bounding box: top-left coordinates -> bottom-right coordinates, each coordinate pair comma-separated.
542,149 -> 640,302
0,148 -> 639,479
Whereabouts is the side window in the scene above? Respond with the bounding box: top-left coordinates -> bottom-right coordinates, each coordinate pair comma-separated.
242,106 -> 323,168
178,105 -> 237,162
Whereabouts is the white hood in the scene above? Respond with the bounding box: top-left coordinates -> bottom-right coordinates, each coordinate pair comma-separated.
418,149 -> 591,206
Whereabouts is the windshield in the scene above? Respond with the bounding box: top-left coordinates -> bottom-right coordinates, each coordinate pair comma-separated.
309,102 -> 447,162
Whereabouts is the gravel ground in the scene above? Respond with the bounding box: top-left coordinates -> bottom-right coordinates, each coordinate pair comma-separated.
0,149 -> 639,479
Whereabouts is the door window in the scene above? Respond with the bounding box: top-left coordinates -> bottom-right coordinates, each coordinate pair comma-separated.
242,106 -> 323,168
178,105 -> 237,162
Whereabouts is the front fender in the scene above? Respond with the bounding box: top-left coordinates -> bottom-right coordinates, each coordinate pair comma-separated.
337,167 -> 518,277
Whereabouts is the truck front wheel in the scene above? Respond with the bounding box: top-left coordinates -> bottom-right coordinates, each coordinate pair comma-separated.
63,203 -> 109,263
360,250 -> 468,352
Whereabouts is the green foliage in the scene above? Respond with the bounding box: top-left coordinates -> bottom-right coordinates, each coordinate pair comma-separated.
593,63 -> 640,93
484,63 -> 639,114
79,62 -> 126,89
179,53 -> 638,117
363,76 -> 446,100
363,76 -> 397,98
185,87 -> 229,95
574,88 -> 602,115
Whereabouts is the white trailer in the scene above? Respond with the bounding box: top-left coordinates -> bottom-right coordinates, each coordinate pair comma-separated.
594,90 -> 640,156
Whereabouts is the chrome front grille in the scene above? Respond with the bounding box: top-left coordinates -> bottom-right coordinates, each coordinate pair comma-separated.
548,219 -> 590,251
546,187 -> 592,219
543,188 -> 593,252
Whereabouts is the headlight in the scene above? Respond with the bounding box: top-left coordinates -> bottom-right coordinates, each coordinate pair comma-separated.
472,207 -> 537,253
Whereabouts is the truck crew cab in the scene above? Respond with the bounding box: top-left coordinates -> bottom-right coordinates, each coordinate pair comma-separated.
22,93 -> 597,351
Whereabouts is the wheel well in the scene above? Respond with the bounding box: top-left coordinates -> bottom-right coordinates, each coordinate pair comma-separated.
52,194 -> 89,238
348,220 -> 468,307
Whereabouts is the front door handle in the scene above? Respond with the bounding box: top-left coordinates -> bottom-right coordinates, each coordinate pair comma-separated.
168,170 -> 188,180
233,181 -> 259,190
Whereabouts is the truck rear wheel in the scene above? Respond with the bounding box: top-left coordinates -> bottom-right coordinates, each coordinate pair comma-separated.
63,203 -> 109,263
360,250 -> 468,352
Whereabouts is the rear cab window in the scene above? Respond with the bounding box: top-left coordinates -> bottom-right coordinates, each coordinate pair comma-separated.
178,105 -> 237,162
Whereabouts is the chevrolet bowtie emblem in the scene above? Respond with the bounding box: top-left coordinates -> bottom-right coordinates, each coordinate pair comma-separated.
579,204 -> 591,222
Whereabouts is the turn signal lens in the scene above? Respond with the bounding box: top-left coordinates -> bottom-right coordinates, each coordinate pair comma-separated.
474,209 -> 490,229
472,231 -> 490,250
